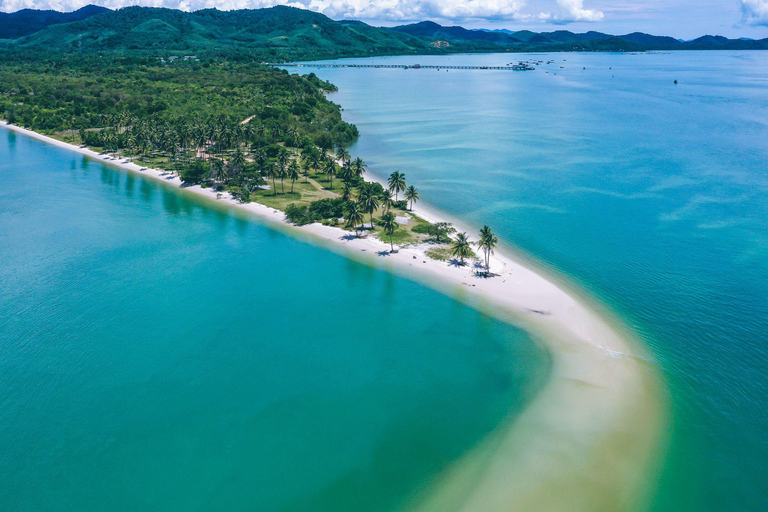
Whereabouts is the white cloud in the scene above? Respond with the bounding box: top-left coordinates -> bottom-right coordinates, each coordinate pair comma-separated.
740,0 -> 768,25
0,0 -> 527,21
539,0 -> 604,24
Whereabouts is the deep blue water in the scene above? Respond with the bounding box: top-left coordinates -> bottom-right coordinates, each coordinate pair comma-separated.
0,130 -> 547,510
295,51 -> 768,511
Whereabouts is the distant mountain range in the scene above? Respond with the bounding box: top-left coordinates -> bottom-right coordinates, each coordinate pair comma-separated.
0,5 -> 109,39
2,5 -> 766,57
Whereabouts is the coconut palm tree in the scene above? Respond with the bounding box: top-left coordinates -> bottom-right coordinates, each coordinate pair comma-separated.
323,158 -> 337,189
341,181 -> 353,202
231,149 -> 246,177
211,158 -> 227,183
267,162 -> 278,195
381,189 -> 393,212
388,171 -> 406,201
352,157 -> 366,178
451,233 -> 473,265
359,185 -> 380,229
288,160 -> 300,194
404,185 -> 420,211
345,202 -> 364,237
336,147 -> 350,165
381,212 -> 398,252
476,225 -> 498,274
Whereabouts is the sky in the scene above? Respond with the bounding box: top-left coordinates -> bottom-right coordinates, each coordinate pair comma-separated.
1,0 -> 767,39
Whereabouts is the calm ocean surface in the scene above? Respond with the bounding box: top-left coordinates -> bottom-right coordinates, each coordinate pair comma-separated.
0,131 -> 547,510
294,51 -> 768,511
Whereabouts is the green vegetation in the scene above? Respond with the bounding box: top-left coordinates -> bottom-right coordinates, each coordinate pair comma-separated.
477,225 -> 499,273
3,5 -> 766,62
450,233 -> 475,265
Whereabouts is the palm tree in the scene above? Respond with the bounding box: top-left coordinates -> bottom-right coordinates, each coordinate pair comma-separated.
388,171 -> 406,201
336,147 -> 350,165
267,162 -> 278,195
359,185 -> 380,229
476,225 -> 498,274
380,212 -> 398,252
288,160 -> 300,194
341,181 -> 353,202
451,233 -> 473,265
211,158 -> 227,183
352,157 -> 366,178
381,189 -> 393,212
323,158 -> 337,189
231,149 -> 246,177
345,202 -> 364,237
404,185 -> 420,211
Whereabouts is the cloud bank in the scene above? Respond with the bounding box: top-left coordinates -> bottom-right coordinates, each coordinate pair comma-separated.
0,0 -> 529,20
539,0 -> 604,24
740,0 -> 768,25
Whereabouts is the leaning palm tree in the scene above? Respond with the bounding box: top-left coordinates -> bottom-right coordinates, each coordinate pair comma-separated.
359,185 -> 380,229
388,171 -> 406,201
451,233 -> 473,265
476,225 -> 498,274
380,212 -> 398,252
288,160 -> 300,194
336,147 -> 350,165
345,202 -> 364,237
404,185 -> 420,211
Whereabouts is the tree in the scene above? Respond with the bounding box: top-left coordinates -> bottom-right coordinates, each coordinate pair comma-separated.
381,189 -> 393,212
288,160 -> 300,194
428,222 -> 456,243
336,147 -> 350,165
352,157 -> 366,178
381,212 -> 398,252
210,158 -> 227,183
345,202 -> 364,237
323,158 -> 337,189
404,185 -> 420,211
477,225 -> 498,273
359,185 -> 380,228
388,171 -> 406,201
231,148 -> 246,177
451,233 -> 473,265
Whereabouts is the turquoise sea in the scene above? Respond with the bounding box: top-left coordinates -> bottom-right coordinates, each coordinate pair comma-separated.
1,49 -> 766,511
0,131 -> 547,509
293,51 -> 768,511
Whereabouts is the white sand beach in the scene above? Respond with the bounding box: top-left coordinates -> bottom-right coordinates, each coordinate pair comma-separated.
2,121 -> 668,512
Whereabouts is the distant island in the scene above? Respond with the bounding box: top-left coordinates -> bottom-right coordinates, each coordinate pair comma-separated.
1,5 -> 766,61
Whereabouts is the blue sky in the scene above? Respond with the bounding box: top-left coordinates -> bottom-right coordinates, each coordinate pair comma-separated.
1,0 -> 767,39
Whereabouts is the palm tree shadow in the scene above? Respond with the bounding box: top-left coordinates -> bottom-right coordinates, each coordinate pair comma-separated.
340,234 -> 358,241
448,258 -> 466,267
377,250 -> 392,257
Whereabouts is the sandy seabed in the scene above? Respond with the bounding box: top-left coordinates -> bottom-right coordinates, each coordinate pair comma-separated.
2,121 -> 669,512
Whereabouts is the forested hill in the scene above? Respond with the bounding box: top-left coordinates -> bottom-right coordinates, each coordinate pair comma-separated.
3,5 -> 767,60
8,6 -> 430,61
0,5 -> 108,39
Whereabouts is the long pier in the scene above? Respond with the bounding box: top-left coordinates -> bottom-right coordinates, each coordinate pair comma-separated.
270,63 -> 535,71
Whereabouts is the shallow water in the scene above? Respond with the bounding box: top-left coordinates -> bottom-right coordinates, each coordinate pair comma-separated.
294,50 -> 768,511
0,131 -> 548,510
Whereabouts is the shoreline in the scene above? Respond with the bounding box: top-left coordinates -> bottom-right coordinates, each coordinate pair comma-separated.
2,121 -> 668,511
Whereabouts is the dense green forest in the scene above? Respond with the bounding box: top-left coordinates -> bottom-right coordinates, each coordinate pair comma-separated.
0,55 -> 356,143
3,5 -> 766,60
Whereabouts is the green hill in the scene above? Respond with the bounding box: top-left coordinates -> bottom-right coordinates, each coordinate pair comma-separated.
6,5 -> 768,59
14,6 -> 430,60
